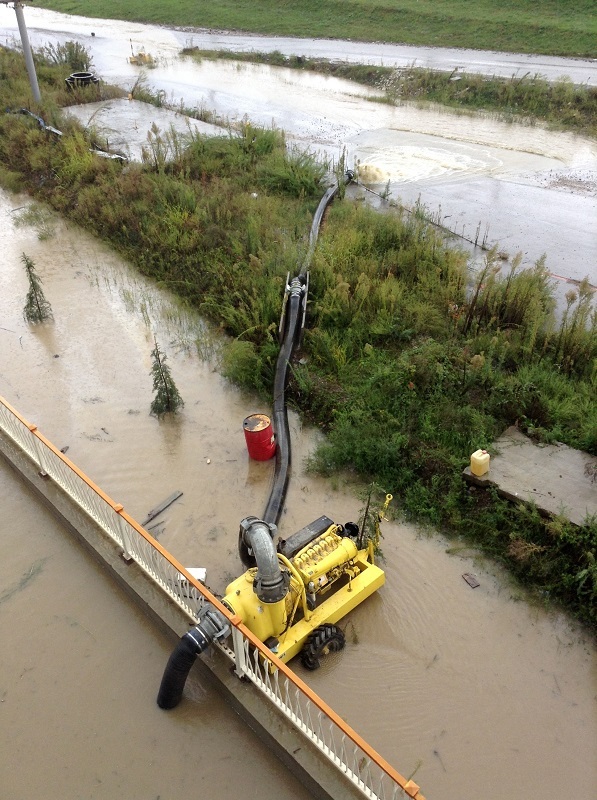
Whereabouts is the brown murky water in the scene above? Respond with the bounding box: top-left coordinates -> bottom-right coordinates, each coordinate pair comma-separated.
0,463 -> 312,800
1,189 -> 595,799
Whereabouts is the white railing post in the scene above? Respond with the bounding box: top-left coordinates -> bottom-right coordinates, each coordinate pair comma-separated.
114,505 -> 134,561
231,625 -> 248,678
26,424 -> 49,474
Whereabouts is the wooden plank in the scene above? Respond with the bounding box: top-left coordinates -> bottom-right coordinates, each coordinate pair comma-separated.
141,490 -> 183,527
462,572 -> 480,589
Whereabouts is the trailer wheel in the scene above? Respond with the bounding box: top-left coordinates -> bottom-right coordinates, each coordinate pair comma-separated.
300,623 -> 345,670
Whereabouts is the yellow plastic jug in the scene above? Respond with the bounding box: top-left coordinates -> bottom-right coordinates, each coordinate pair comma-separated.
470,449 -> 490,477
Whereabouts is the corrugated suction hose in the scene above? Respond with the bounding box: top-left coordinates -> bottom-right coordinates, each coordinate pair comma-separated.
157,604 -> 230,709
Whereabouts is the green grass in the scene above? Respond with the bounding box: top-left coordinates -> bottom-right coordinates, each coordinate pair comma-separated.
1,43 -> 595,632
33,0 -> 597,58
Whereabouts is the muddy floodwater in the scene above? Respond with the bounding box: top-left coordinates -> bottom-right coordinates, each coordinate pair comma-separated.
0,460 -> 311,800
1,189 -> 596,799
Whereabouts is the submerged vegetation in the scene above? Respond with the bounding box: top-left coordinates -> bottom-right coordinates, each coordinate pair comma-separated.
1,44 -> 595,631
185,49 -> 597,138
150,338 -> 184,416
22,253 -> 53,323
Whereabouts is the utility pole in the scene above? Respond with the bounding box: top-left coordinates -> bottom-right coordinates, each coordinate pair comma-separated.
2,1 -> 41,103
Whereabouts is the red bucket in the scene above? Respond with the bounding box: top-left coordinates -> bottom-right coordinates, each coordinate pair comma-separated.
243,413 -> 276,461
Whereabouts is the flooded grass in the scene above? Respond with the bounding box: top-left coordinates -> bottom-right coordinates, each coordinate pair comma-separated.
185,49 -> 597,138
32,0 -> 597,57
13,204 -> 57,240
96,267 -> 219,356
1,44 -> 595,632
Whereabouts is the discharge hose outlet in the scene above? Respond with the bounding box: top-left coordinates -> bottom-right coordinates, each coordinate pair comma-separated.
157,604 -> 230,710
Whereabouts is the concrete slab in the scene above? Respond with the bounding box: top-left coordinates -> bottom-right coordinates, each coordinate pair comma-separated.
63,99 -> 226,161
463,426 -> 597,526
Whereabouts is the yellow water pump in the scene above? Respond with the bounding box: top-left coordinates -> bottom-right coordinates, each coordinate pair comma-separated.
222,499 -> 391,669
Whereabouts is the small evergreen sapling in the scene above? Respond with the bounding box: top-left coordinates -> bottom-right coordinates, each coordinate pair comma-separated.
22,253 -> 53,323
150,338 -> 184,417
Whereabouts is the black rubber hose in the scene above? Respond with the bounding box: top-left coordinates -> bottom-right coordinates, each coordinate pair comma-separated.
157,628 -> 211,709
300,171 -> 354,277
262,288 -> 302,526
262,171 -> 354,527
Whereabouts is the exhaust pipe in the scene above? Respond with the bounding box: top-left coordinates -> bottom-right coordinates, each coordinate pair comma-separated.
157,604 -> 230,709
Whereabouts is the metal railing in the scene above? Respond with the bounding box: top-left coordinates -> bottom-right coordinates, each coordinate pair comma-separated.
0,395 -> 425,800
230,627 -> 424,800
0,396 -> 208,620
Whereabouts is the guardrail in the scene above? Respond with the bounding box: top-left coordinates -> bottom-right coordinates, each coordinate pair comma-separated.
0,394 -> 425,800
